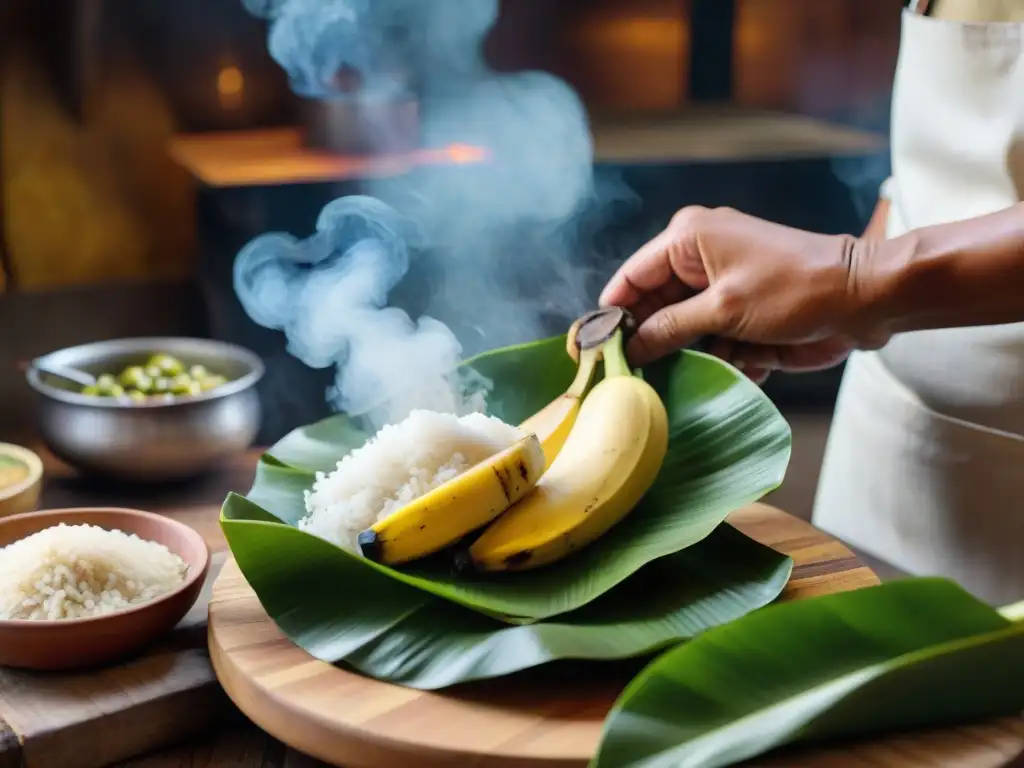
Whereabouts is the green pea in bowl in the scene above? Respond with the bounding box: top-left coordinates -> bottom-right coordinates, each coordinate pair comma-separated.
26,338 -> 264,482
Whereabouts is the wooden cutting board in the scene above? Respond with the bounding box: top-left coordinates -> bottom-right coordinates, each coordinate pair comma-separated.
207,502 -> 1024,768
0,447 -> 257,768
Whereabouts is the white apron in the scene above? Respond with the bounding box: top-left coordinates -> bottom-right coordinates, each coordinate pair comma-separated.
812,4 -> 1024,605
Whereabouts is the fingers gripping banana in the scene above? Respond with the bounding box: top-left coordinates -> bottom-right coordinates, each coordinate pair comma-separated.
358,434 -> 545,566
518,345 -> 601,469
468,329 -> 669,572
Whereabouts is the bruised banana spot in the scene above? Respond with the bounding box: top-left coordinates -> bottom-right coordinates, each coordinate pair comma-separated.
503,550 -> 533,568
493,466 -> 513,501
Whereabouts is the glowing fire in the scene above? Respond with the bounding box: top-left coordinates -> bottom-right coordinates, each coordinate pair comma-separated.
443,143 -> 489,164
170,129 -> 491,187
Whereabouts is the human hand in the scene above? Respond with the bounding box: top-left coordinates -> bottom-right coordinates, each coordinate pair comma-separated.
599,207 -> 888,384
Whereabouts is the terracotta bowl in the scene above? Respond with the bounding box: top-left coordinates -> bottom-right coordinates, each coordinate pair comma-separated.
0,507 -> 211,670
0,443 -> 43,519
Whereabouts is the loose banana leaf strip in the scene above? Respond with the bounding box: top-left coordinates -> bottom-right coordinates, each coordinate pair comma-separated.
222,493 -> 793,689
239,335 -> 792,622
593,578 -> 1024,768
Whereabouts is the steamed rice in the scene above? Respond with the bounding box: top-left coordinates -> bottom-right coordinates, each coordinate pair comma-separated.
300,410 -> 524,553
0,524 -> 189,621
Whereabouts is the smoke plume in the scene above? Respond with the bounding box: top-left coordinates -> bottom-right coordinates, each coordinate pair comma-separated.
235,0 -> 631,431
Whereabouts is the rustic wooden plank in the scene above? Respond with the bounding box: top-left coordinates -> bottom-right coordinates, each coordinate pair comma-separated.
130,716 -> 1024,768
115,722 -> 286,768
590,106 -> 886,163
0,651 -> 227,768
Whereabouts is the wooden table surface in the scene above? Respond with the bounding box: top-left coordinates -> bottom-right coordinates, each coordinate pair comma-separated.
7,445 -> 1023,768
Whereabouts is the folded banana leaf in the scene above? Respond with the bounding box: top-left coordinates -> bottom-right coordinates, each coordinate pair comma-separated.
222,493 -> 792,689
593,578 -> 1024,768
233,335 -> 792,623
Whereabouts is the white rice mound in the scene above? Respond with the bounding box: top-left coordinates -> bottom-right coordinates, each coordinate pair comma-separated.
300,410 -> 525,553
0,524 -> 189,621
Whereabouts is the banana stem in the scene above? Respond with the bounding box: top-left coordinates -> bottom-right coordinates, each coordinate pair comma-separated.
602,330 -> 633,378
998,601 -> 1024,622
567,346 -> 602,398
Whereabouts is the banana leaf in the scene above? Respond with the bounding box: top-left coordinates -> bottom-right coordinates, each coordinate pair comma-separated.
222,493 -> 793,689
236,335 -> 792,622
593,578 -> 1024,768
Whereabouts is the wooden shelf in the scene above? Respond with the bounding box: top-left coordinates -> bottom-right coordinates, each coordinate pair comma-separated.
591,106 -> 887,163
169,107 -> 886,189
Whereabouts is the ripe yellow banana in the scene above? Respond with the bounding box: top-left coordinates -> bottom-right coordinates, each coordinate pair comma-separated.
517,344 -> 601,469
467,328 -> 669,572
358,433 -> 545,566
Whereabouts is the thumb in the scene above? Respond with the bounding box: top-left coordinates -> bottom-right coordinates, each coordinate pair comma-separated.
626,289 -> 725,367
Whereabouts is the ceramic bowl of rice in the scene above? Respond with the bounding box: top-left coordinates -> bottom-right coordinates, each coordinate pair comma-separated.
0,507 -> 210,670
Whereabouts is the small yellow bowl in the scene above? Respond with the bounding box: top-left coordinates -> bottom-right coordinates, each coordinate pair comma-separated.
0,443 -> 43,519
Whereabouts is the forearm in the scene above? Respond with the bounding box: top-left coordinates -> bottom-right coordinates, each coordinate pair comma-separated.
854,202 -> 1024,336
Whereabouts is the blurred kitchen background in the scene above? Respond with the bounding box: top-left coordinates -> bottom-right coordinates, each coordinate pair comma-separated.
0,0 -> 902,531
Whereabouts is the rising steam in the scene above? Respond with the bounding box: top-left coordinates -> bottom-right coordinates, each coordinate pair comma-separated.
235,196 -> 490,428
236,0 -> 628,431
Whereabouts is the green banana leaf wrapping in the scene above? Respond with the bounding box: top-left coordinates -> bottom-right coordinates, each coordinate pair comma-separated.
221,335 -> 794,688
593,578 -> 1024,768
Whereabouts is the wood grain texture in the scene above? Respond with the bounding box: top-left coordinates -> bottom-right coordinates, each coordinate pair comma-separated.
119,717 -> 1024,768
208,502 -> 1024,768
0,447 -> 260,768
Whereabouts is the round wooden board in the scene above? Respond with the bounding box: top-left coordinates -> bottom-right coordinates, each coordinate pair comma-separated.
208,503 -> 1024,768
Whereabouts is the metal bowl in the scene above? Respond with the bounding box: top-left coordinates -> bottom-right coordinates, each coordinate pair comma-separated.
26,338 -> 264,482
